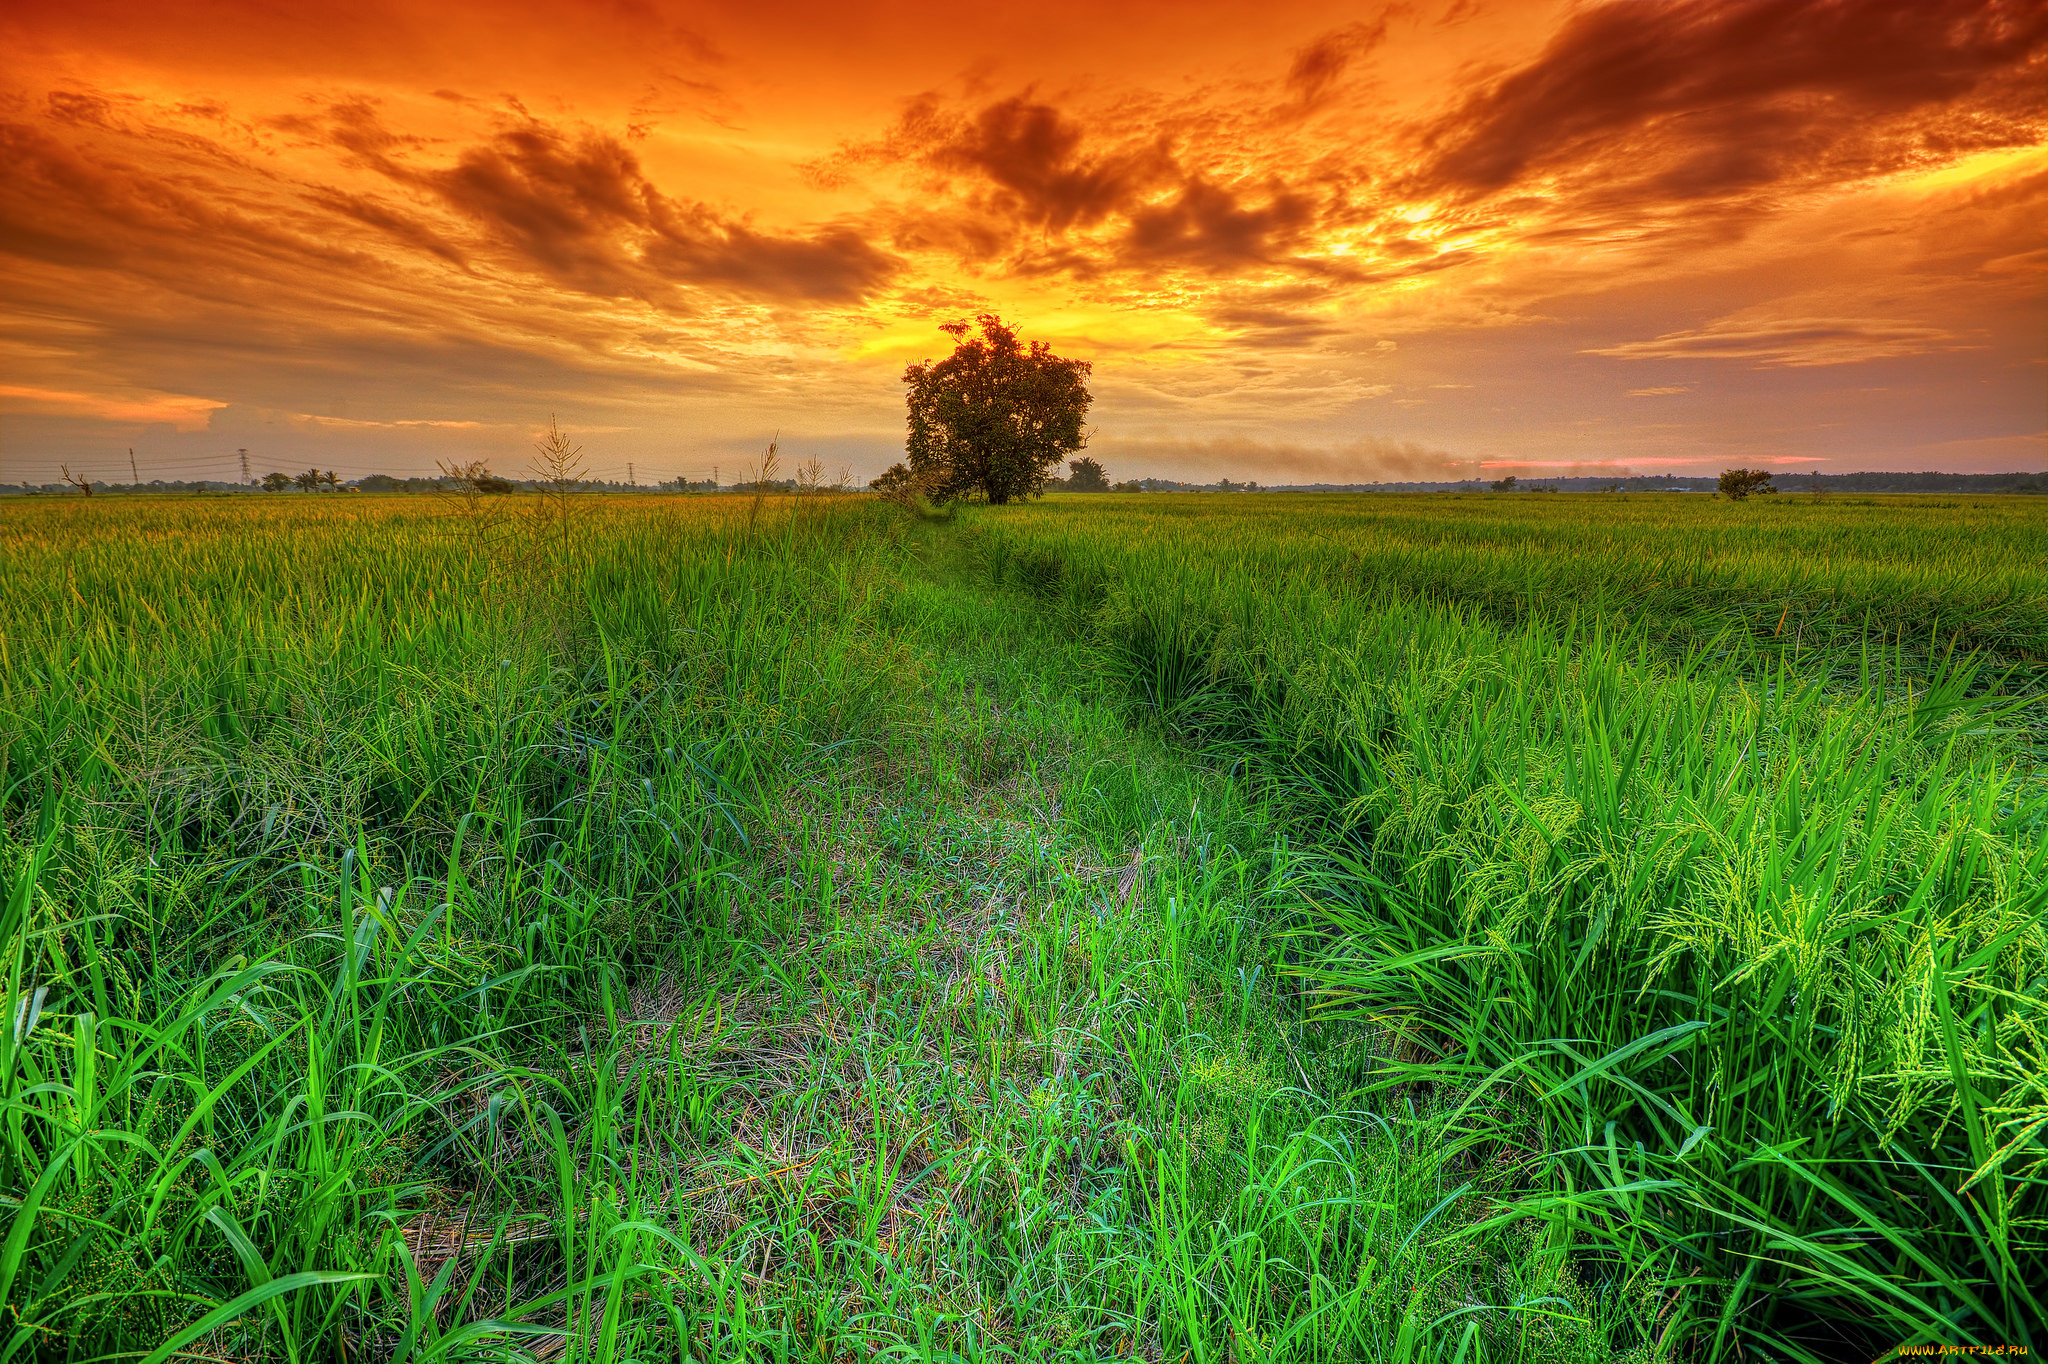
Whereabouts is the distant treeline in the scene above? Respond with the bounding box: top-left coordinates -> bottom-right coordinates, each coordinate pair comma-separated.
1050,475 -> 1264,493
1264,470 -> 2047,493
4,468 -> 2041,497
1045,469 -> 2047,494
1,476 -> 728,496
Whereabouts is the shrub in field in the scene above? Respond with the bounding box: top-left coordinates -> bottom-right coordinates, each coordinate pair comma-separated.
1718,467 -> 1776,500
867,458 -> 927,509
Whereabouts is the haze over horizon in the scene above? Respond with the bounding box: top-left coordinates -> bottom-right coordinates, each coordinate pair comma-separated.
3,0 -> 2043,488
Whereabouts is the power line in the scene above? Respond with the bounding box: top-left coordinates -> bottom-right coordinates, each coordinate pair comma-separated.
39,454 -> 232,471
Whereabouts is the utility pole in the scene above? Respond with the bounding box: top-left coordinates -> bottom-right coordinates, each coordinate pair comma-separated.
238,449 -> 251,485
712,465 -> 718,490
129,448 -> 139,485
627,461 -> 635,487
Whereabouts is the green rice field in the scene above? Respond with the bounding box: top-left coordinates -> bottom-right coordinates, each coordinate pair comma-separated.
1,489 -> 2043,1362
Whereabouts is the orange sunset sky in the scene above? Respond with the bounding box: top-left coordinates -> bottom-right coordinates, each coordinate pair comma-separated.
2,0 -> 2044,486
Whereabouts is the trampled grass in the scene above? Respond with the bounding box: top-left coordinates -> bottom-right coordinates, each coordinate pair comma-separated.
1,489 -> 2042,1361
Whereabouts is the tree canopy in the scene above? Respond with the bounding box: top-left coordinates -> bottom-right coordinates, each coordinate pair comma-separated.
1066,456 -> 1109,492
890,315 -> 1092,505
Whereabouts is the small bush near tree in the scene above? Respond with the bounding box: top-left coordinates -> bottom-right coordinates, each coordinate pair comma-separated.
1718,467 -> 1777,500
868,461 -> 931,510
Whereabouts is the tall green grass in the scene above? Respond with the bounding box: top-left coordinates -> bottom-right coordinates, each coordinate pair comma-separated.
4,492 -> 1634,1363
970,493 -> 2048,1360
0,494 -> 916,1358
3,488 -> 2039,1360
1003,491 -> 2047,675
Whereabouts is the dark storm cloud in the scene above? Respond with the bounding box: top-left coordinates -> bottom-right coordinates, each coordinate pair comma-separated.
0,85 -> 910,466
812,0 -> 2047,292
817,93 -> 1175,240
1203,302 -> 1342,346
1125,176 -> 1321,269
421,119 -> 900,302
429,124 -> 657,291
911,94 -> 1173,234
45,89 -> 123,128
308,189 -> 471,267
1281,12 -> 1403,115
0,120 -> 360,275
822,91 -> 1357,280
644,217 -> 899,304
1414,0 -> 2048,205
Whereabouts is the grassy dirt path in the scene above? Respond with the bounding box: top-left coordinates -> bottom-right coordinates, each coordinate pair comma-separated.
612,535 -> 1634,1361
0,500 -> 1648,1364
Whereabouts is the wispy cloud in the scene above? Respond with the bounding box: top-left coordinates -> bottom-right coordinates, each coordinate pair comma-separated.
0,383 -> 226,428
1089,434 -> 1470,482
287,414 -> 490,429
1588,318 -> 1965,367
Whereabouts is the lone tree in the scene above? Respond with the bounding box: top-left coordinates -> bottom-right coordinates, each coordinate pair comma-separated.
1066,456 -> 1109,492
1718,467 -> 1776,501
889,315 -> 1092,505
